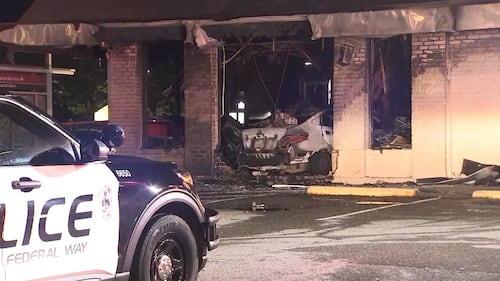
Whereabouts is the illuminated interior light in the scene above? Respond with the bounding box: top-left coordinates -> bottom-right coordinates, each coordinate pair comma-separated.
51,68 -> 76,75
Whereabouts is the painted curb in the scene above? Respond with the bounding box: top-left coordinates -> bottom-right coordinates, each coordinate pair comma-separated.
307,186 -> 418,197
472,190 -> 500,200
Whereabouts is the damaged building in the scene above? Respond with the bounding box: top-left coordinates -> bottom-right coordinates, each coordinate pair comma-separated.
1,0 -> 500,184
321,5 -> 500,184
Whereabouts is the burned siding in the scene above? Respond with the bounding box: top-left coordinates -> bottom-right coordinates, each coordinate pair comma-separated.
411,32 -> 447,78
411,33 -> 448,179
446,28 -> 500,173
411,28 -> 500,179
448,29 -> 500,67
331,37 -> 369,181
333,38 -> 367,124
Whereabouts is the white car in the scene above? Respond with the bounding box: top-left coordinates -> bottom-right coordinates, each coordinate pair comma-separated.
239,108 -> 333,175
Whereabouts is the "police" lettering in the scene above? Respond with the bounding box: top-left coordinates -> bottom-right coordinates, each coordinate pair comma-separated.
0,195 -> 93,249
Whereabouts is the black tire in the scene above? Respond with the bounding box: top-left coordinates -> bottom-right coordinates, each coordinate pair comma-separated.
136,215 -> 198,281
309,151 -> 332,175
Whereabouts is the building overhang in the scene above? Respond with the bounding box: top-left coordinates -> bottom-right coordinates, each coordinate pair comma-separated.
15,0 -> 500,24
1,0 -> 500,47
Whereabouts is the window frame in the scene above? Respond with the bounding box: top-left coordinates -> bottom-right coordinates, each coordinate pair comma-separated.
367,35 -> 413,150
0,97 -> 81,166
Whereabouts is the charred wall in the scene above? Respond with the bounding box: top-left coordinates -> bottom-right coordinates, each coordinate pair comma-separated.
446,28 -> 500,175
333,28 -> 500,183
411,32 -> 447,179
332,37 -> 369,181
411,33 -> 447,78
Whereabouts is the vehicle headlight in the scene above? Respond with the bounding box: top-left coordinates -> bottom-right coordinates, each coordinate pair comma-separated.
176,171 -> 194,187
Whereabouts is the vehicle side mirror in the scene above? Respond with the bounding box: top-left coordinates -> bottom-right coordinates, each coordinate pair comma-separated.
101,124 -> 125,148
81,139 -> 111,162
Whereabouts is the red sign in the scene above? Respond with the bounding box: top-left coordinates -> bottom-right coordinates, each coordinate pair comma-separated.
0,71 -> 46,86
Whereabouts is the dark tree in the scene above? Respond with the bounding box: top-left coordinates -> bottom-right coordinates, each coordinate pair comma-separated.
53,59 -> 107,121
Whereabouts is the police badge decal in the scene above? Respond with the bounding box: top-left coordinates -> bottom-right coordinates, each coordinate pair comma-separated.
98,186 -> 114,220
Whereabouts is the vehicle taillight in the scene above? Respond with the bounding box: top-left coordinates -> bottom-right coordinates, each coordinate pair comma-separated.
279,134 -> 308,147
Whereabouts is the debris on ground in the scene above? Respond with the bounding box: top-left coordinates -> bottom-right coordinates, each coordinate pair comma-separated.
251,202 -> 266,211
193,173 -> 335,193
417,159 -> 500,186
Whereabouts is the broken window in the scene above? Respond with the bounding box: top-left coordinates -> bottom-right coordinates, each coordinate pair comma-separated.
143,41 -> 184,149
218,38 -> 334,172
221,39 -> 333,126
369,35 -> 412,149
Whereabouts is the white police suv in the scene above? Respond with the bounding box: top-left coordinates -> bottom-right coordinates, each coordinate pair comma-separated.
0,91 -> 219,281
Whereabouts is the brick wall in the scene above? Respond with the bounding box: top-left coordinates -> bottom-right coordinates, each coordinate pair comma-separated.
410,29 -> 500,179
333,37 -> 414,183
447,29 -> 500,175
411,33 -> 447,179
106,29 -> 500,182
107,42 -> 185,166
333,34 -> 447,183
333,29 -> 500,183
332,38 -> 369,182
184,45 -> 219,175
107,42 -> 145,153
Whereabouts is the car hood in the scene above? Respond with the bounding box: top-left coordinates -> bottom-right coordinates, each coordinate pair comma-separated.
107,154 -> 183,186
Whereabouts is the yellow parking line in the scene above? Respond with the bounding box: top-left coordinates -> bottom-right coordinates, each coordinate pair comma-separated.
307,186 -> 417,197
472,190 -> 500,200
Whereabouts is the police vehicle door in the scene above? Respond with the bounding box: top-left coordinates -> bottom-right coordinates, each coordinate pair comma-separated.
0,99 -> 120,280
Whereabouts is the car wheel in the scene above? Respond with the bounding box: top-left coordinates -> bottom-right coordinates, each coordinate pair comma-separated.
309,151 -> 332,175
136,215 -> 198,281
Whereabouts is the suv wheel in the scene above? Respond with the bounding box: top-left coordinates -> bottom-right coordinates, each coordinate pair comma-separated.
136,215 -> 198,281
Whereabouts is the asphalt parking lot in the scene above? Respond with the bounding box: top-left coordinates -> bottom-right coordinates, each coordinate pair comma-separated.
198,190 -> 500,281
195,174 -> 500,200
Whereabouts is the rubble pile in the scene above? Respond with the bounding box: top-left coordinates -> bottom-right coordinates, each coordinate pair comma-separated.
373,116 -> 411,149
